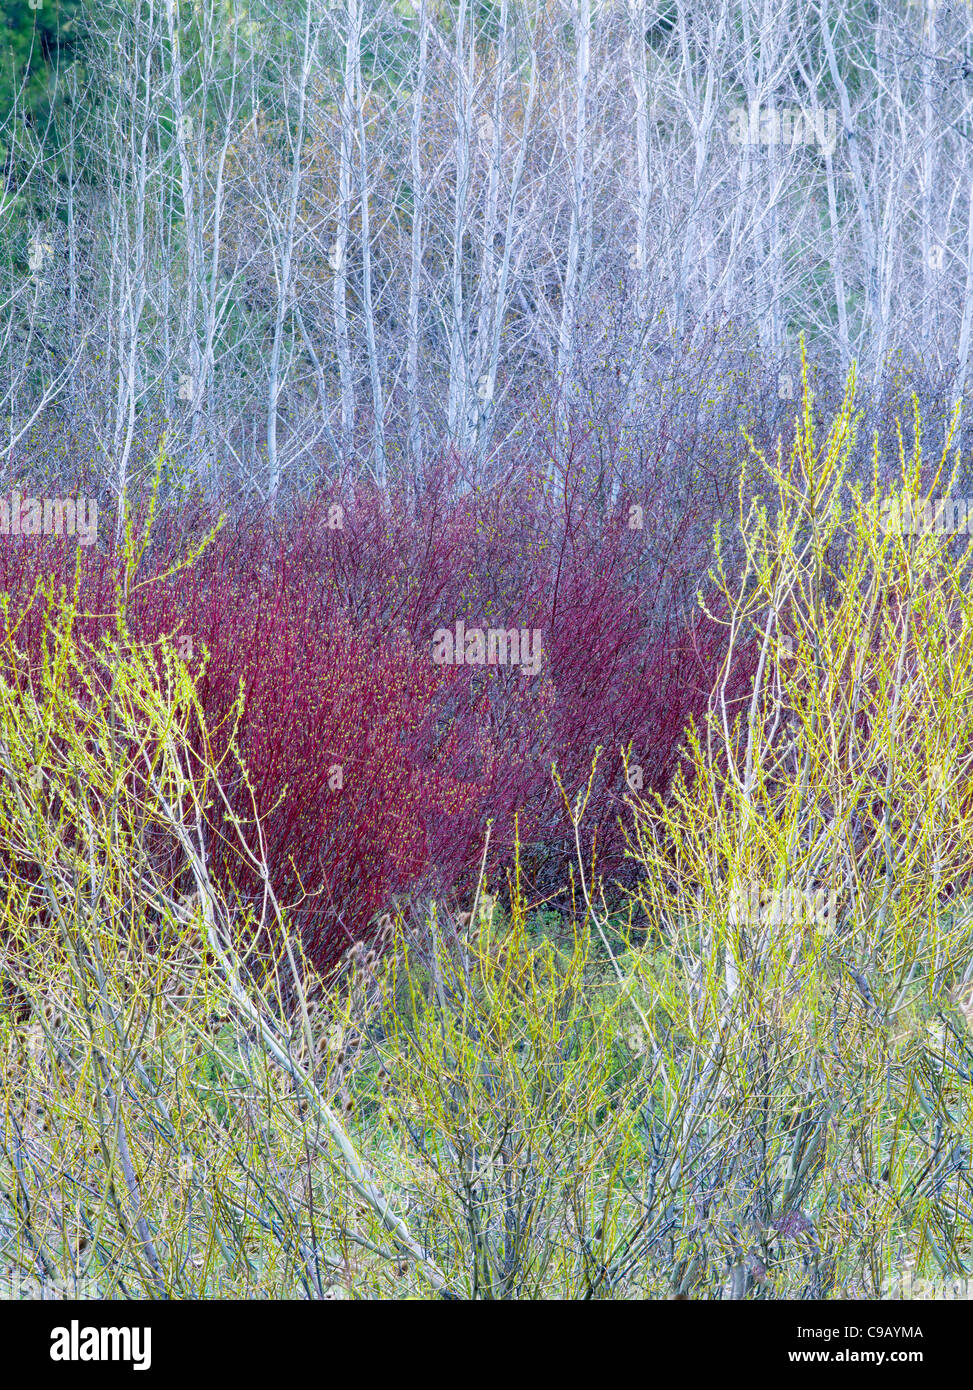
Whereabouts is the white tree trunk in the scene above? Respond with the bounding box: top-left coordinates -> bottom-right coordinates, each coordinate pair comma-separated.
554,0 -> 591,468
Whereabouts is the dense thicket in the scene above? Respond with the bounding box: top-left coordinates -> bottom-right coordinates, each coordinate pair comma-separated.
3,0 -> 973,521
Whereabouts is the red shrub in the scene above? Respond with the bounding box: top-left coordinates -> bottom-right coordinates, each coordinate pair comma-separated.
0,446 -> 747,971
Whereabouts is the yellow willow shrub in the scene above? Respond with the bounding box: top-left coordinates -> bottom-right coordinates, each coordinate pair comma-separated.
368,853 -> 647,1301
0,501 -> 454,1299
0,526 -> 275,1296
626,352 -> 973,1297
